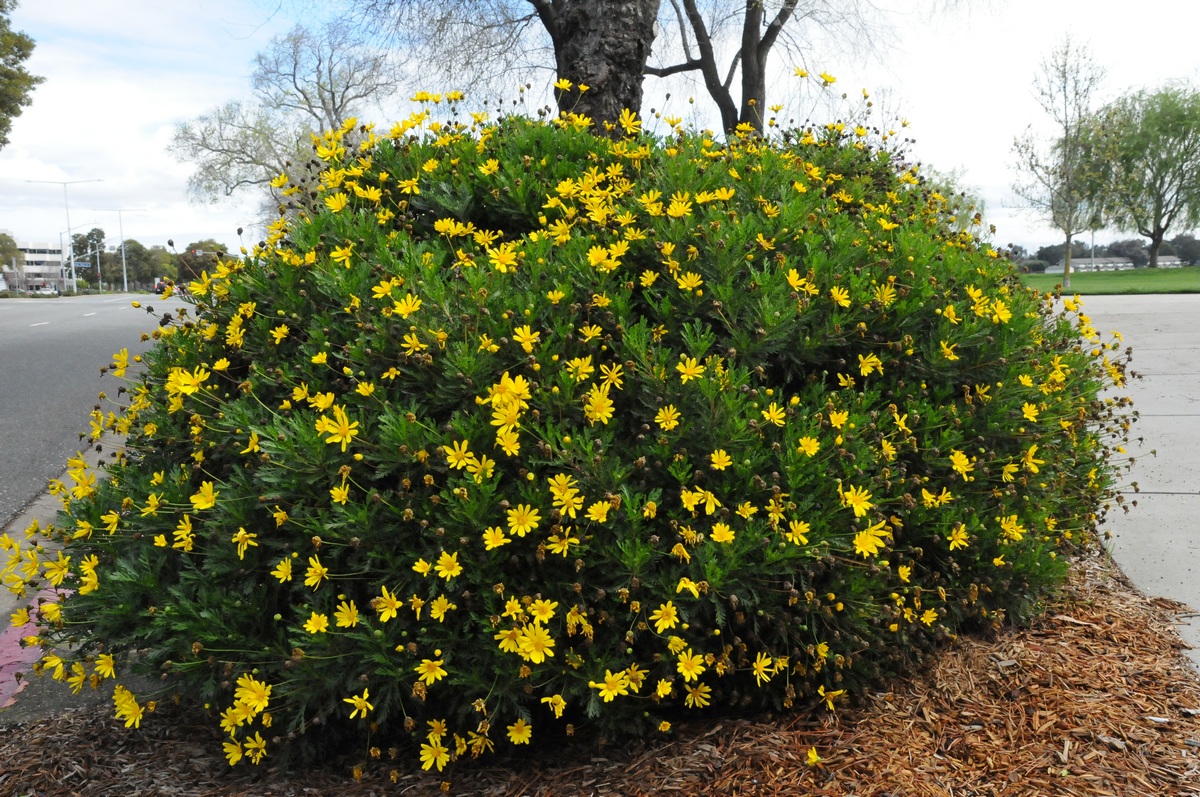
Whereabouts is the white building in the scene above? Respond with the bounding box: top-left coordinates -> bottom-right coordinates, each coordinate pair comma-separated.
1048,254 -> 1186,274
0,229 -> 66,291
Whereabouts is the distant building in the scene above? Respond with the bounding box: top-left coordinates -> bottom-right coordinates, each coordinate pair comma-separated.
0,229 -> 68,291
1048,253 -> 1187,273
1046,256 -> 1134,274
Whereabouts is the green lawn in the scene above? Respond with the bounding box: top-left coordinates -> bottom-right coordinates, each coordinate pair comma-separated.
1020,266 -> 1200,294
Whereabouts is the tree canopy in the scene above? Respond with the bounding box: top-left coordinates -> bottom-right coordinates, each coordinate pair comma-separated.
0,0 -> 42,150
0,231 -> 22,268
71,227 -> 106,262
1170,233 -> 1200,265
1034,241 -> 1088,267
1090,85 -> 1200,267
1103,238 -> 1150,268
100,239 -> 176,288
175,239 -> 230,282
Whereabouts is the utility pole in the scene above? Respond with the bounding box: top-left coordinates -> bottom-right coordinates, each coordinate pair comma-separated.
26,178 -> 103,293
96,208 -> 145,292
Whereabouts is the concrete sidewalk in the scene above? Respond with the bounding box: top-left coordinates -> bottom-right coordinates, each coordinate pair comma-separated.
1083,294 -> 1200,670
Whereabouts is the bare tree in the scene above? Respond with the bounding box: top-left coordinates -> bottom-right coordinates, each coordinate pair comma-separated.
251,21 -> 400,131
1012,36 -> 1106,289
348,0 -> 899,134
647,0 -> 886,133
171,101 -> 300,200
351,0 -> 660,132
170,21 -> 402,202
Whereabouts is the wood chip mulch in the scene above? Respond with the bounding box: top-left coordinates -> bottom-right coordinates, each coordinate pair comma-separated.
2,551 -> 1199,797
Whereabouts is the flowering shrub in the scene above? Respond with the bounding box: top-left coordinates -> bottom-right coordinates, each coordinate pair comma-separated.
4,97 -> 1132,776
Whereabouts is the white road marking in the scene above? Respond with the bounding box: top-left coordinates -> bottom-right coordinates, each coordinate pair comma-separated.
84,312 -> 96,317
30,322 -> 49,327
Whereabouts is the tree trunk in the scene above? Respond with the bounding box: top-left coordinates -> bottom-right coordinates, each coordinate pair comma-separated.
1062,232 -> 1073,289
553,0 -> 662,133
1147,228 -> 1164,267
737,0 -> 798,135
738,2 -> 766,133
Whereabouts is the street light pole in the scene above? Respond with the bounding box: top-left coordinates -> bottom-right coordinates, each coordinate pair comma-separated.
118,211 -> 128,292
95,208 -> 145,293
58,222 -> 97,292
26,178 -> 103,293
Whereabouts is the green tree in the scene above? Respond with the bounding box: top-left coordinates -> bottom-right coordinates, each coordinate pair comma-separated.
1170,232 -> 1200,265
1012,37 -> 1106,290
148,244 -> 177,282
0,0 -> 43,150
1103,238 -> 1149,268
71,227 -> 107,286
1093,86 -> 1200,267
120,239 -> 154,286
101,239 -> 165,289
170,21 -> 402,202
0,230 -> 22,268
71,227 -> 105,261
1034,240 -> 1088,267
175,238 -> 230,283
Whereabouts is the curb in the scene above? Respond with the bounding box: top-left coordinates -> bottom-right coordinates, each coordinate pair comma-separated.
0,442 -> 118,721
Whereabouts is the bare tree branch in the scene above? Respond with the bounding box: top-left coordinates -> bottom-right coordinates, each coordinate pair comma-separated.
252,22 -> 400,131
723,49 -> 740,92
644,59 -> 705,79
331,0 -> 929,134
171,21 -> 402,203
667,0 -> 695,62
527,0 -> 559,39
170,101 -> 303,200
1011,36 -> 1106,287
758,0 -> 799,61
679,0 -> 738,130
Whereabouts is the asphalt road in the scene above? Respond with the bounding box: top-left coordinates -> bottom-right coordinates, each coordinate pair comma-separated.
0,294 -> 184,528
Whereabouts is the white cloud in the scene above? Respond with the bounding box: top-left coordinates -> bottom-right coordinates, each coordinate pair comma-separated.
1,0 -> 293,251
828,0 -> 1200,249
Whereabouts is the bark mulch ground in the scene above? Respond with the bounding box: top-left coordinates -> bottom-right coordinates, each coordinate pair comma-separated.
2,551 -> 1199,796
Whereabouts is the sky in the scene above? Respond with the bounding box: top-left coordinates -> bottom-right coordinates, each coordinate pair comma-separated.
1,0 -> 1197,257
